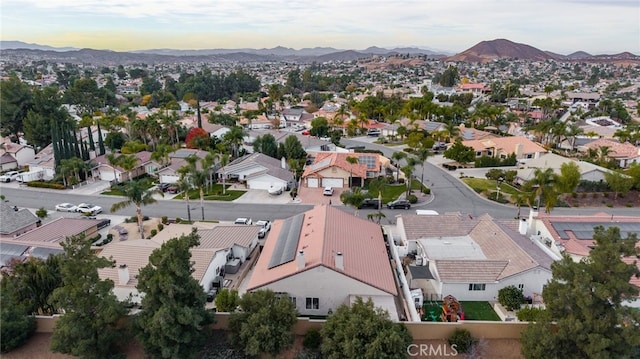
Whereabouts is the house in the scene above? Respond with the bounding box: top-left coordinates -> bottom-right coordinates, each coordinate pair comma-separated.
0,140 -> 35,167
98,223 -> 260,303
458,125 -> 498,141
525,211 -> 640,307
279,108 -> 306,128
462,136 -> 547,161
157,149 -> 213,184
302,152 -> 387,188
579,138 -> 640,168
28,144 -> 56,180
0,242 -> 64,273
246,205 -> 399,319
0,202 -> 40,239
91,151 -> 160,182
458,83 -> 489,96
567,92 -> 600,107
516,152 -> 616,184
0,152 -> 18,171
1,217 -> 103,251
395,213 -> 555,302
216,153 -> 295,191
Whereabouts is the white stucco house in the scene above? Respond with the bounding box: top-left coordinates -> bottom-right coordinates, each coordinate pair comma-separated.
217,152 -> 294,191
98,223 -> 260,304
247,205 -> 399,320
396,213 -> 556,302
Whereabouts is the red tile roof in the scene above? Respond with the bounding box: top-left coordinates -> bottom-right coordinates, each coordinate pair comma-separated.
302,152 -> 380,179
247,205 -> 396,295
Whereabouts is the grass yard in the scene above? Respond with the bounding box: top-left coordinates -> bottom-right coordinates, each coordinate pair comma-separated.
378,184 -> 406,203
460,301 -> 501,321
463,178 -> 519,197
174,184 -> 246,202
101,177 -> 157,196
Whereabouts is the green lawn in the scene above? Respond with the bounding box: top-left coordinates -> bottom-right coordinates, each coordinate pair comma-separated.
459,301 -> 501,321
378,184 -> 406,203
174,184 -> 246,202
101,177 -> 157,196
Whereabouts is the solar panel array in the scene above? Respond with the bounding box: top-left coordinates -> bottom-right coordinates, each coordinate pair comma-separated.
551,222 -> 640,240
358,155 -> 376,169
307,158 -> 331,172
268,213 -> 305,269
30,247 -> 64,260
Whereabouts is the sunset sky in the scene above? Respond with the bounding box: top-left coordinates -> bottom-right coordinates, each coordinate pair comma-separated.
1,0 -> 638,54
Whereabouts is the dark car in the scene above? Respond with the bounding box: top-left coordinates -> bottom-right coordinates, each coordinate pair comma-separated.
358,198 -> 381,209
387,199 -> 411,209
158,183 -> 171,192
165,185 -> 179,194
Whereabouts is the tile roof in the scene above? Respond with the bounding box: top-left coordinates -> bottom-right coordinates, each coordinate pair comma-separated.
0,202 -> 40,235
247,205 -> 397,295
582,139 -> 640,159
462,136 -> 546,155
302,152 -> 380,178
0,152 -> 17,165
435,259 -> 509,282
10,217 -> 101,245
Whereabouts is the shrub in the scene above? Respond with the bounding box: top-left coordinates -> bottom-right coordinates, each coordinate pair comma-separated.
302,328 -> 322,350
398,178 -> 405,184
175,217 -> 182,224
448,328 -> 476,354
161,216 -> 168,224
422,188 -> 431,195
150,229 -> 157,237
406,194 -> 418,204
26,181 -> 65,190
498,285 -> 524,311
1,306 -> 36,353
157,223 -> 164,231
517,306 -> 550,322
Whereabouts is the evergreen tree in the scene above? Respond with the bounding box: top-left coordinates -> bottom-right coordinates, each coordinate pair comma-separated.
87,126 -> 96,152
51,120 -> 61,167
521,226 -> 640,358
97,121 -> 106,156
134,230 -> 214,359
50,235 -> 128,358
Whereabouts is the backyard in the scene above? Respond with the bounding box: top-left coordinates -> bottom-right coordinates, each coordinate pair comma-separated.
421,301 -> 501,322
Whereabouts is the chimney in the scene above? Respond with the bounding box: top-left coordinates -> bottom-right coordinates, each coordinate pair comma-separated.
518,218 -> 528,236
281,156 -> 287,169
118,264 -> 130,285
515,143 -> 524,158
528,206 -> 539,235
297,251 -> 305,270
335,252 -> 344,270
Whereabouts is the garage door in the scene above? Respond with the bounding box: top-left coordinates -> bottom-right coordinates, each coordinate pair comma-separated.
248,180 -> 282,190
307,178 -> 319,188
322,178 -> 343,188
99,169 -> 116,182
159,174 -> 179,184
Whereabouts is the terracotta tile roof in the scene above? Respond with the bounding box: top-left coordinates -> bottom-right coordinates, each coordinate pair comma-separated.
462,136 -> 546,156
12,218 -> 102,245
582,139 -> 640,159
247,205 -> 396,295
302,152 -> 380,178
435,259 -> 509,282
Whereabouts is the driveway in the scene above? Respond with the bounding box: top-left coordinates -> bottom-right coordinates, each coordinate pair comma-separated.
297,186 -> 344,205
232,188 -> 294,204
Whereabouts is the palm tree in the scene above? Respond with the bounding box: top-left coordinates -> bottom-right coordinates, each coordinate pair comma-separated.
391,151 -> 407,183
202,150 -> 220,191
151,143 -> 172,168
223,126 -> 247,158
184,155 -> 208,220
340,187 -> 365,217
174,176 -> 193,223
106,153 -> 121,183
118,154 -> 139,181
598,146 -> 612,163
219,153 -> 230,195
523,168 -> 557,214
367,211 -> 386,224
416,147 -> 430,187
110,181 -> 160,237
345,156 -> 359,188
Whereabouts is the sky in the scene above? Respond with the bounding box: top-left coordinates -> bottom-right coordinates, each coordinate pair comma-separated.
1,0 -> 639,55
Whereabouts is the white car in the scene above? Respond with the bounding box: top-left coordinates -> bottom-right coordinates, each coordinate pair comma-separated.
55,203 -> 78,212
323,187 -> 334,196
0,171 -> 20,183
76,203 -> 103,215
255,220 -> 272,238
268,186 -> 283,195
234,218 -> 252,225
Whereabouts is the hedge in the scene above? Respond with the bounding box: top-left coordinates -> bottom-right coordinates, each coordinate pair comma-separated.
26,181 -> 65,189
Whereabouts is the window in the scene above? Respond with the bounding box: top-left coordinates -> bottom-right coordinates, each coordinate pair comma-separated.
468,283 -> 486,291
290,297 -> 296,307
518,284 -> 524,291
305,297 -> 319,310
526,154 -> 533,159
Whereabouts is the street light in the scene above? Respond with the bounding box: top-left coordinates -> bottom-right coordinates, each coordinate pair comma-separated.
496,177 -> 504,202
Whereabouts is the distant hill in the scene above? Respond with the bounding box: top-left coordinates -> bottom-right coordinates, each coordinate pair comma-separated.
566,51 -> 593,59
445,39 -> 553,62
0,40 -> 78,52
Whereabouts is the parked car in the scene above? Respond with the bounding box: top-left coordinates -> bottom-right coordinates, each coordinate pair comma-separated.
268,185 -> 283,195
301,130 -> 310,136
367,128 -> 381,137
358,198 -> 381,209
387,199 -> 411,209
76,203 -> 103,215
165,185 -> 179,194
158,183 -> 171,192
55,203 -> 78,212
323,187 -> 334,196
234,217 -> 252,225
206,288 -> 218,302
255,220 -> 272,238
0,171 -> 20,183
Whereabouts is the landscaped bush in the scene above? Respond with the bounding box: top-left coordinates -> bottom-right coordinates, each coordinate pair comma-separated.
26,181 -> 65,190
302,328 -> 322,350
498,285 -> 524,311
406,194 -> 418,203
516,306 -> 549,322
161,216 -> 168,224
150,229 -> 157,237
175,217 -> 182,224
448,328 -> 477,354
157,223 -> 164,231
422,188 -> 431,195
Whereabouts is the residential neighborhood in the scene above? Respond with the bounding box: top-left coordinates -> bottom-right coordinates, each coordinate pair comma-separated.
1,36 -> 639,359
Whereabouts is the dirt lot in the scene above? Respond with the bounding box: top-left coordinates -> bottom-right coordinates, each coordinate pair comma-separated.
560,191 -> 639,209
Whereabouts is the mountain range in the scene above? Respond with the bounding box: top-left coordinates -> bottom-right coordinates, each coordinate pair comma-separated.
1,39 -> 637,65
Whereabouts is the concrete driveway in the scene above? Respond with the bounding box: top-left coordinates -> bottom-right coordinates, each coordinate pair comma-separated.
297,186 -> 344,205
233,189 -> 293,204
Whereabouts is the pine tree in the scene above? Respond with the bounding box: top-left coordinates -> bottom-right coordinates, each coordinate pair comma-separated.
97,121 -> 106,156
51,120 -> 61,167
87,126 -> 96,152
